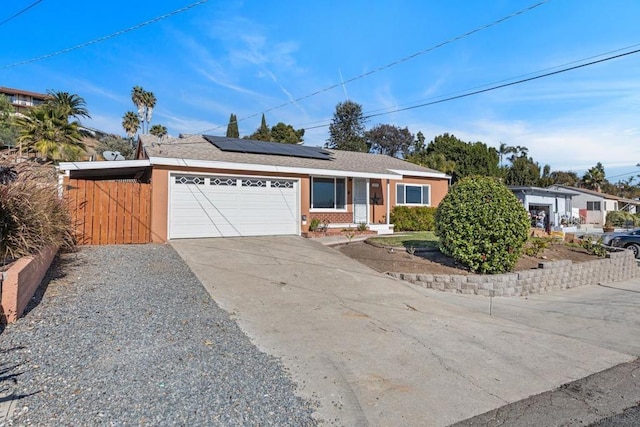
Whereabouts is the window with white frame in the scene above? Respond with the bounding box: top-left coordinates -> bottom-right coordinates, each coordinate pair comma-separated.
396,184 -> 430,206
311,177 -> 346,209
586,201 -> 601,211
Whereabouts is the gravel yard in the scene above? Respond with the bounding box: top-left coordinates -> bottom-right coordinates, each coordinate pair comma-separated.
0,245 -> 316,426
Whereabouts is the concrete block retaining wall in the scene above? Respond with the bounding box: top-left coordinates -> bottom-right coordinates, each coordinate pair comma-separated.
387,250 -> 639,297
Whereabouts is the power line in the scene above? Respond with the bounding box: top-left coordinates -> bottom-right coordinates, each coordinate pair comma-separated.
164,44 -> 640,146
191,0 -> 552,135
0,0 -> 209,70
359,42 -> 640,118
0,0 -> 43,27
297,47 -> 640,130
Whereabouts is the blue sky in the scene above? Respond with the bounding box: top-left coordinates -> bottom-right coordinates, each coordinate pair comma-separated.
2,0 -> 640,181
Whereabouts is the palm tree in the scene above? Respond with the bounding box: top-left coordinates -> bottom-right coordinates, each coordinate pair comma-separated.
498,142 -> 516,166
45,90 -> 91,120
582,163 -> 606,191
131,86 -> 146,126
15,106 -> 84,161
142,91 -> 156,133
149,124 -> 167,138
130,86 -> 157,133
122,111 -> 140,139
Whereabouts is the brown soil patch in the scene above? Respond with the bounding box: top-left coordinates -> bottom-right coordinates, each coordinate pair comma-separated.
336,241 -> 599,275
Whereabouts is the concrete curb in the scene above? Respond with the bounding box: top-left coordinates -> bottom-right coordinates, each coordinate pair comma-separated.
0,388 -> 17,424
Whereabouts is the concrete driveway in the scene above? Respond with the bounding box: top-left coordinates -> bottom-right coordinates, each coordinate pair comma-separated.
171,237 -> 639,426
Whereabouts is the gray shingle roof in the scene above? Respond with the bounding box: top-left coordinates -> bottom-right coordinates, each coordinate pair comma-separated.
140,134 -> 447,177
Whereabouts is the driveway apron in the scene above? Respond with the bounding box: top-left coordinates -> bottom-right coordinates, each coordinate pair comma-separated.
171,236 -> 637,426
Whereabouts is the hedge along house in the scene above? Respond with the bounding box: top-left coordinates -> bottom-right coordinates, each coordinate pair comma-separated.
94,134 -> 448,242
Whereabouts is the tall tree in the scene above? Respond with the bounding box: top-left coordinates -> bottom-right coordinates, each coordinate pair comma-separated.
365,124 -> 414,158
45,90 -> 90,120
325,100 -> 367,152
142,91 -> 156,133
226,113 -> 239,138
548,170 -> 580,186
498,142 -> 516,166
581,162 -> 606,191
96,135 -> 135,160
149,124 -> 168,138
130,86 -> 156,133
131,86 -> 145,126
415,133 -> 499,182
407,152 -> 456,174
248,113 -> 272,141
271,122 -> 304,144
504,155 -> 541,186
122,111 -> 140,140
538,164 -> 553,187
15,105 -> 84,161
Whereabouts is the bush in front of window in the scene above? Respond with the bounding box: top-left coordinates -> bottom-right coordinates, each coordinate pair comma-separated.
390,206 -> 436,231
435,176 -> 529,274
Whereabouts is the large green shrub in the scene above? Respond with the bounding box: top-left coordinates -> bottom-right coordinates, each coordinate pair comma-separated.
435,176 -> 529,274
390,206 -> 437,231
606,210 -> 638,227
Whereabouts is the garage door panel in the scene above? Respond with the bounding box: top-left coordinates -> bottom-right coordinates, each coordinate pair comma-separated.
170,176 -> 298,238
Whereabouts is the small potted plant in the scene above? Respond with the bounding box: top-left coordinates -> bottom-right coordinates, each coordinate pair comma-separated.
603,222 -> 615,233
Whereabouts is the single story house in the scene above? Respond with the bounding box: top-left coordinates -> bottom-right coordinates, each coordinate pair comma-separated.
59,134 -> 450,242
548,184 -> 640,225
508,186 -> 576,229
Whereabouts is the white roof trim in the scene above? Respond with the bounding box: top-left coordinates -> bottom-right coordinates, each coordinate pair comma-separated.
149,157 -> 402,180
387,169 -> 450,179
58,160 -> 151,171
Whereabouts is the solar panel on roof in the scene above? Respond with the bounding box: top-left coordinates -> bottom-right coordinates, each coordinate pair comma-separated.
203,135 -> 332,160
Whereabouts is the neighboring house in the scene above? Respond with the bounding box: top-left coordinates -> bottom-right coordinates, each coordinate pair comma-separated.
548,184 -> 640,225
0,86 -> 48,114
509,186 -> 576,229
59,134 -> 450,242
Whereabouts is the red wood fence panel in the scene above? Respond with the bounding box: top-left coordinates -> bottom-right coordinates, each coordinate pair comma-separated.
65,179 -> 151,245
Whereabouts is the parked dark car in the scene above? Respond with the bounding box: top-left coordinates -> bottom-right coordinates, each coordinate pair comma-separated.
609,229 -> 640,258
601,228 -> 640,246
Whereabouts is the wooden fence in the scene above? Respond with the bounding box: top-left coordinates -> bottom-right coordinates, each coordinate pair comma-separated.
65,179 -> 151,245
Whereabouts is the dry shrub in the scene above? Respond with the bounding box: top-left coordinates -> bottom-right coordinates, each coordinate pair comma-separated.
0,168 -> 74,263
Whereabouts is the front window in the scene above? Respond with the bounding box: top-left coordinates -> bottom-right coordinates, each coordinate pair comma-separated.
396,184 -> 430,206
311,177 -> 346,209
587,201 -> 601,211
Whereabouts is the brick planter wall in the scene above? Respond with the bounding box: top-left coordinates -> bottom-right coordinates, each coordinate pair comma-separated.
1,245 -> 58,323
309,212 -> 353,224
387,250 -> 639,297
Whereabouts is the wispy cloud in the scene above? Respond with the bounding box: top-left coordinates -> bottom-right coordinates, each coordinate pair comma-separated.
162,113 -> 221,135
84,113 -> 124,135
72,80 -> 125,104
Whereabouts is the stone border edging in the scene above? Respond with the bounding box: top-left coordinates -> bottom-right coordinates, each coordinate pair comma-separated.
365,238 -> 439,253
387,249 -> 640,297
0,245 -> 58,323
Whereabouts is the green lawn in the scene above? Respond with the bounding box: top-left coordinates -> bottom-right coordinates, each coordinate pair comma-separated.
369,231 -> 439,249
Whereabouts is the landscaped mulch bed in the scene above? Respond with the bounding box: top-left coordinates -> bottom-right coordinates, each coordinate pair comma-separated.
336,241 -> 599,275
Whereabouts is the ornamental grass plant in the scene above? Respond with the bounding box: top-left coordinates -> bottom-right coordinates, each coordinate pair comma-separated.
0,162 -> 74,264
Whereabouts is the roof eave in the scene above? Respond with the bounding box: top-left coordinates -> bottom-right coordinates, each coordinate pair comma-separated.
387,168 -> 450,179
148,157 -> 402,179
58,160 -> 151,171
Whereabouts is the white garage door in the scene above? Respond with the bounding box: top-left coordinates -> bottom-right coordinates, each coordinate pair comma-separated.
169,174 -> 298,238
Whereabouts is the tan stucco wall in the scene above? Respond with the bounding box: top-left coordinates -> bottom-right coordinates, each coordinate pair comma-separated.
150,168 -> 169,242
369,179 -> 387,224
